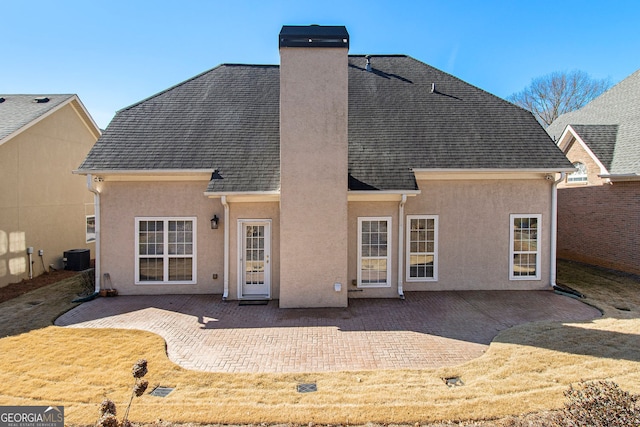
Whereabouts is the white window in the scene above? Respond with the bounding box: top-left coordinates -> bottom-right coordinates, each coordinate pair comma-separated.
509,214 -> 541,280
135,217 -> 197,284
358,217 -> 392,287
86,215 -> 96,243
567,162 -> 588,183
406,215 -> 438,281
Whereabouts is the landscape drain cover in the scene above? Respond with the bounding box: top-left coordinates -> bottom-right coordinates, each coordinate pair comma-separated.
297,383 -> 317,393
150,386 -> 174,397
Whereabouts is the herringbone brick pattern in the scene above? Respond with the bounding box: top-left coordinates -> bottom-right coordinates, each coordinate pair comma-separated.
55,291 -> 600,373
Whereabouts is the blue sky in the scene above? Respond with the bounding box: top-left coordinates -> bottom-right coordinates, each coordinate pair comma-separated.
3,0 -> 639,128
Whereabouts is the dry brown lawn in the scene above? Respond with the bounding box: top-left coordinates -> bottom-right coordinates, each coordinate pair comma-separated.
0,260 -> 638,426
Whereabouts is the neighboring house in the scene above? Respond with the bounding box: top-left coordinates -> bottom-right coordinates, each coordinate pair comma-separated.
0,94 -> 101,287
547,69 -> 640,275
76,25 -> 573,308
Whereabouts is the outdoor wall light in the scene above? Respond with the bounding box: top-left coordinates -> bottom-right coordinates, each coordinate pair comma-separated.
210,214 -> 220,230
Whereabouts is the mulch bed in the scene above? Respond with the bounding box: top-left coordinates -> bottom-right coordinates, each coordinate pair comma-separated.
0,270 -> 78,304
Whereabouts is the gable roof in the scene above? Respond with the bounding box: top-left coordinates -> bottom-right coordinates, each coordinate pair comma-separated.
79,55 -> 571,192
547,69 -> 640,175
567,124 -> 618,171
0,94 -> 101,145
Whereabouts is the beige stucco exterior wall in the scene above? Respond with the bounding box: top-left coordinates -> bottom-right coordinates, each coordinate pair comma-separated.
402,179 -> 553,291
347,201 -> 399,298
279,46 -> 349,308
98,181 -> 224,295
352,178 -> 553,293
0,103 -> 97,287
558,138 -> 606,188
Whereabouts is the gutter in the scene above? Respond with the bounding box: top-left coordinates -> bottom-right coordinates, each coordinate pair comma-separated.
221,196 -> 230,300
397,194 -> 407,299
550,172 -> 566,289
86,174 -> 101,293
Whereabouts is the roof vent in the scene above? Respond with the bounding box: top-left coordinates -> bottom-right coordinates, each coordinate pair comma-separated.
430,83 -> 436,93
34,97 -> 50,103
0,97 -> 5,103
365,55 -> 372,72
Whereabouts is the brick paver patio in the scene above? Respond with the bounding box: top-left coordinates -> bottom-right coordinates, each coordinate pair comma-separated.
55,291 -> 601,373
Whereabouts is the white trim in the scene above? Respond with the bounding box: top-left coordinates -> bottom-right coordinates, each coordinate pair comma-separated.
405,215 -> 439,282
558,125 -> 609,176
134,217 -> 197,285
599,173 -> 640,182
75,170 -> 214,182
348,191 -> 420,202
221,196 -> 230,300
509,214 -> 541,281
413,169 -> 574,181
357,216 -> 392,288
207,192 -> 280,203
237,219 -> 272,299
397,195 -> 407,298
87,174 -> 101,292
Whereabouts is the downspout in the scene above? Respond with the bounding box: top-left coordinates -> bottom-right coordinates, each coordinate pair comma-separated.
550,172 -> 565,288
87,174 -> 101,293
221,196 -> 230,300
397,194 -> 407,299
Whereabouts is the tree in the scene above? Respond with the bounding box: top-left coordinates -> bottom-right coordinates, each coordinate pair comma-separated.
507,70 -> 612,127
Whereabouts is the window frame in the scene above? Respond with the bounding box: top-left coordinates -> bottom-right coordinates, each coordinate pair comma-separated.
357,216 -> 392,288
509,214 -> 541,281
86,215 -> 96,243
567,162 -> 588,184
406,215 -> 438,282
134,217 -> 197,285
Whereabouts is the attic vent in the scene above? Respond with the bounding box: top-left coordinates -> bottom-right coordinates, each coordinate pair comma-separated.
0,97 -> 5,103
34,97 -> 50,103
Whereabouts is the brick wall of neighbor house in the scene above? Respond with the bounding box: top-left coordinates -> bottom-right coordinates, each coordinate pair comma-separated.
557,181 -> 640,275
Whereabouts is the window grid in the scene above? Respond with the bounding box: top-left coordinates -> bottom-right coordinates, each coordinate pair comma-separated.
136,218 -> 196,284
245,225 -> 265,285
510,214 -> 541,280
568,162 -> 588,183
358,217 -> 391,287
407,215 -> 438,281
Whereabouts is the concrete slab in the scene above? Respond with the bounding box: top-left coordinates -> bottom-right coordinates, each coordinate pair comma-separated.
55,291 -> 601,373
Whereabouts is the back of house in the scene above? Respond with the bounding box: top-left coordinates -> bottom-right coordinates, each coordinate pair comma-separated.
77,25 -> 573,307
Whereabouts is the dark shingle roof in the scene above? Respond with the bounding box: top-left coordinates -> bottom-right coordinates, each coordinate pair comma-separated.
79,55 -> 571,192
80,65 -> 280,192
0,94 -> 75,142
547,69 -> 640,175
569,125 -> 618,170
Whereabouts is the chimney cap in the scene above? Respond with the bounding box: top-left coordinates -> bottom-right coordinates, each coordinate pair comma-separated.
279,25 -> 349,48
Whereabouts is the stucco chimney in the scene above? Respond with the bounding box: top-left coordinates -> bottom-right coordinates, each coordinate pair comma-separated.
278,25 -> 349,308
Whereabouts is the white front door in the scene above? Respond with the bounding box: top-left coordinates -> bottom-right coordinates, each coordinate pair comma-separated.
238,220 -> 271,299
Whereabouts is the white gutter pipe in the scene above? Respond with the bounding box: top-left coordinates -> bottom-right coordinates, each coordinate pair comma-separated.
221,196 -> 230,300
397,194 -> 407,299
87,174 -> 101,293
550,172 -> 566,288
